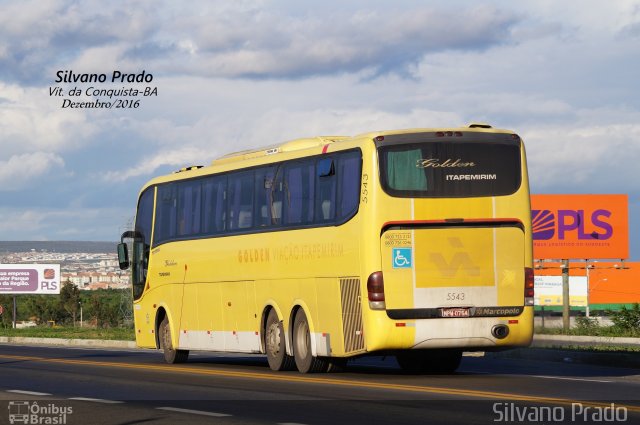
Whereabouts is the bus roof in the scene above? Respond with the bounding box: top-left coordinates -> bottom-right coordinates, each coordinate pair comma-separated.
140,124 -> 515,190
350,123 -> 513,140
212,136 -> 350,166
212,124 -> 512,166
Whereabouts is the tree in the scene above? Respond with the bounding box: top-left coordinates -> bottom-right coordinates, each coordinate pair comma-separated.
89,290 -> 121,328
60,280 -> 80,326
0,295 -> 14,328
24,295 -> 65,325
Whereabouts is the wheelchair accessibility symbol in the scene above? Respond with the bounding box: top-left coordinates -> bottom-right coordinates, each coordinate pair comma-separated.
392,248 -> 412,269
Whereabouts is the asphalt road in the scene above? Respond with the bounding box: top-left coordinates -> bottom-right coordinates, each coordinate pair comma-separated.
0,344 -> 638,425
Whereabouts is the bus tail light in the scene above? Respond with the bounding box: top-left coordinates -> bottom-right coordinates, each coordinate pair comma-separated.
367,271 -> 386,310
524,267 -> 534,306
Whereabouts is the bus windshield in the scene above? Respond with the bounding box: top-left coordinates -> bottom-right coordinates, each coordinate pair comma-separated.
378,138 -> 521,198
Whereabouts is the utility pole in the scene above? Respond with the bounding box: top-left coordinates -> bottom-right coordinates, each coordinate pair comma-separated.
562,259 -> 570,331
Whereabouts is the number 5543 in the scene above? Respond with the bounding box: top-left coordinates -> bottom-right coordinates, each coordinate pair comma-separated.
446,292 -> 465,301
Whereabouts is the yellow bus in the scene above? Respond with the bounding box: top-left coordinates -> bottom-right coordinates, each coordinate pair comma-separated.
118,123 -> 534,373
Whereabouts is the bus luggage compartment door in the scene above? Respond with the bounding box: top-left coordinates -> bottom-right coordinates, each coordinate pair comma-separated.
381,225 -> 524,312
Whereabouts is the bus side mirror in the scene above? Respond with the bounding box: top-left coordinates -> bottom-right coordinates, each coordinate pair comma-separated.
317,158 -> 335,177
118,230 -> 144,270
117,242 -> 130,270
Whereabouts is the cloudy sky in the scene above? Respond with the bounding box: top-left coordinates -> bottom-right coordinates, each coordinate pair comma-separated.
1,0 -> 639,259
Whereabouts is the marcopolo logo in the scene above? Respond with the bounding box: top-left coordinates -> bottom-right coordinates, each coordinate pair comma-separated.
532,209 -> 613,241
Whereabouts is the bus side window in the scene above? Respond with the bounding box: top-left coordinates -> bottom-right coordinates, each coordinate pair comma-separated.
337,152 -> 361,218
203,175 -> 227,234
228,171 -> 254,230
284,160 -> 314,225
255,166 -> 280,227
316,158 -> 336,222
154,183 -> 178,244
177,180 -> 202,237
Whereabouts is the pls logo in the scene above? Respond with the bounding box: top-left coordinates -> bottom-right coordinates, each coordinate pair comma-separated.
532,209 -> 613,240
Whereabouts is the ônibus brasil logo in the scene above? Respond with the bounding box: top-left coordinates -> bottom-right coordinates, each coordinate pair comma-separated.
8,401 -> 72,425
532,209 -> 613,241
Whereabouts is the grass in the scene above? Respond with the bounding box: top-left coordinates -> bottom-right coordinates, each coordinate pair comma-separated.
536,313 -> 640,338
0,326 -> 135,341
534,316 -> 640,353
535,327 -> 640,338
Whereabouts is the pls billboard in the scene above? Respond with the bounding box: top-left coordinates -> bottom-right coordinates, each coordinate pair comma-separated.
531,194 -> 628,259
0,264 -> 61,294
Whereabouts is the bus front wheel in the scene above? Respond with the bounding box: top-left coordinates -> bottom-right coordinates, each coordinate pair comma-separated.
265,309 -> 295,371
293,310 -> 328,373
159,316 -> 189,364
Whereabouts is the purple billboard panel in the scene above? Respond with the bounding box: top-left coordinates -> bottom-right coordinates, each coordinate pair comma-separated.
0,269 -> 38,292
0,265 -> 60,294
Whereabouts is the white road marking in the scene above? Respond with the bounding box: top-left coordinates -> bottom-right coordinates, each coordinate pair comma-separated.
463,352 -> 485,357
68,397 -> 123,404
156,407 -> 231,417
533,375 -> 612,383
7,390 -> 51,396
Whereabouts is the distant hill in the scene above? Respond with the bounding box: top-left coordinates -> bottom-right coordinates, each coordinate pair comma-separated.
0,241 -> 116,254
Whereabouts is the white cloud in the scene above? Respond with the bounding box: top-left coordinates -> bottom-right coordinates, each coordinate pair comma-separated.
0,1 -> 152,82
0,82 -> 97,157
0,152 -> 65,190
525,122 -> 640,193
102,146 -> 210,182
1,1 -> 521,83
163,5 -> 519,78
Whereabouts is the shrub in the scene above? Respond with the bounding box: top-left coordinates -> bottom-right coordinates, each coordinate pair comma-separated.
609,303 -> 640,333
575,316 -> 600,333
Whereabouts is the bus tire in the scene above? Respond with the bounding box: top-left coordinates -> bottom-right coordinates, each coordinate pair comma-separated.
293,310 -> 329,373
159,316 -> 189,364
396,349 -> 461,374
265,309 -> 295,371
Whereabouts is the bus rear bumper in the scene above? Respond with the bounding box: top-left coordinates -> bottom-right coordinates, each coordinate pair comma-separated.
365,307 -> 534,352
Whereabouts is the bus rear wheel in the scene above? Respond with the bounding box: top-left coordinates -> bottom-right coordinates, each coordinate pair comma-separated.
396,349 -> 462,374
265,309 -> 295,371
159,316 -> 189,364
293,310 -> 329,373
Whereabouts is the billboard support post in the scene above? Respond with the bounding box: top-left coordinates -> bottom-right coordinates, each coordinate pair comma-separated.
562,259 -> 570,331
585,260 -> 591,318
12,296 -> 16,329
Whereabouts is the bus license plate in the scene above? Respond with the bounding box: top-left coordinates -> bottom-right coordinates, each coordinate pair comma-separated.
441,308 -> 470,318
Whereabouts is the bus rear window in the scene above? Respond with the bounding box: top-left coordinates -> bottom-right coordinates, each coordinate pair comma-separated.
379,140 -> 521,197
